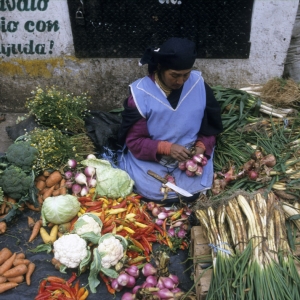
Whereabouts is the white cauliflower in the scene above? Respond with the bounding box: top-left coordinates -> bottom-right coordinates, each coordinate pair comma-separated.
97,235 -> 124,269
75,214 -> 102,235
53,234 -> 88,268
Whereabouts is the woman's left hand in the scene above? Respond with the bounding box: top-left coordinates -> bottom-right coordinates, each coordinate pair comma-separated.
170,144 -> 191,161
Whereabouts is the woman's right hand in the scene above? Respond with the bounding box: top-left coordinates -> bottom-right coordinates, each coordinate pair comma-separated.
170,144 -> 191,162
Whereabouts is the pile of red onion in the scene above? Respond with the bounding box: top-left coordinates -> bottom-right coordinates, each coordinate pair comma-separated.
64,154 -> 97,196
119,263 -> 184,300
178,153 -> 208,177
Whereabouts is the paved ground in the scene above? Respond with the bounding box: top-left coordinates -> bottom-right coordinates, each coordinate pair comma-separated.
0,113 -> 24,154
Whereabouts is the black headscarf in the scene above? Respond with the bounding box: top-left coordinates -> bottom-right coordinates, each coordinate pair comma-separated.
139,37 -> 197,74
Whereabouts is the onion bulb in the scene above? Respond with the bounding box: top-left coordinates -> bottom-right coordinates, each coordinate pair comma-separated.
178,161 -> 187,171
67,159 -> 77,169
142,263 -> 157,277
185,160 -> 198,172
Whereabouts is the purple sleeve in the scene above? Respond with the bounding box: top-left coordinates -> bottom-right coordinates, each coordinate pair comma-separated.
126,95 -> 160,161
197,135 -> 216,158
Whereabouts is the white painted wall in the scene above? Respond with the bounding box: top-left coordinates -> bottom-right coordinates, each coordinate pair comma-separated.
0,0 -> 298,112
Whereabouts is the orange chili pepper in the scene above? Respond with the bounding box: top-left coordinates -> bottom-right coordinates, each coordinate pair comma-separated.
99,272 -> 115,295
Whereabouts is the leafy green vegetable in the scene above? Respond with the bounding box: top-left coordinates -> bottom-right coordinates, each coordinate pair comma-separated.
81,158 -> 134,199
6,141 -> 38,171
0,165 -> 32,200
41,195 -> 81,225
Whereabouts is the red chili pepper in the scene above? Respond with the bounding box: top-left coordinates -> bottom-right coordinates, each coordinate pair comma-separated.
126,196 -> 141,204
99,272 -> 115,295
72,280 -> 80,294
112,199 -> 127,209
116,229 -> 128,237
130,237 -> 145,251
66,272 -> 77,285
162,218 -> 167,237
101,222 -> 116,234
78,196 -> 93,202
103,216 -> 116,227
37,279 -> 48,294
46,276 -> 66,284
83,201 -> 103,207
141,235 -> 152,253
34,291 -> 52,300
153,223 -> 165,236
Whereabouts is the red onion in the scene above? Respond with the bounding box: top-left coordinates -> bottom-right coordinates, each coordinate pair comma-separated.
142,263 -> 157,277
185,160 -> 198,172
195,165 -> 203,176
132,285 -> 142,294
176,228 -> 187,239
155,219 -> 164,226
185,169 -> 195,177
178,161 -> 186,171
117,273 -> 130,286
71,183 -> 81,195
111,279 -> 123,292
67,159 -> 77,169
171,221 -> 183,227
87,154 -> 97,160
171,287 -> 181,293
80,186 -> 88,196
65,180 -> 73,189
152,207 -> 161,217
180,222 -> 189,231
125,265 -> 139,278
121,292 -> 135,300
157,212 -> 168,220
156,277 -> 165,289
168,274 -> 179,286
156,288 -> 174,299
192,153 -> 203,164
167,227 -> 175,237
142,281 -> 155,288
64,170 -> 73,179
84,166 -> 95,178
165,174 -> 175,183
147,201 -> 157,211
248,170 -> 258,181
201,156 -> 208,166
160,277 -> 176,289
146,275 -> 158,286
75,172 -> 88,186
261,154 -> 276,167
126,275 -> 136,288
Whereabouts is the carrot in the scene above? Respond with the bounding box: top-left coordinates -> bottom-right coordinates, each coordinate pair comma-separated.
42,185 -> 55,200
0,252 -> 16,275
25,202 -> 41,212
15,253 -> 25,260
45,171 -> 62,188
0,276 -> 6,283
0,248 -> 13,265
37,195 -> 44,205
0,282 -> 18,293
13,258 -> 30,266
36,174 -> 47,181
35,180 -> 46,191
51,258 -> 63,270
25,262 -> 35,285
7,275 -> 24,283
27,216 -> 35,230
54,183 -> 60,190
40,187 -> 49,195
3,264 -> 28,278
0,202 -> 6,215
28,220 -> 42,242
0,222 -> 6,234
43,170 -> 51,177
52,188 -> 62,196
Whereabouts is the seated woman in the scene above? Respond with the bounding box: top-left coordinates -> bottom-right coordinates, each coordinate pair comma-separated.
117,37 -> 223,203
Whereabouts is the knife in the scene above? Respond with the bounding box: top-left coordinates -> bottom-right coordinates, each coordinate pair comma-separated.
147,170 -> 193,197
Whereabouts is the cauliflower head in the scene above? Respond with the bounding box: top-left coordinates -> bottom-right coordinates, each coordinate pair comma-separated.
97,236 -> 124,269
53,234 -> 87,268
75,214 -> 102,235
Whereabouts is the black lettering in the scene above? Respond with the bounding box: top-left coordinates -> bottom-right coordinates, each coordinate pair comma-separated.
30,0 -> 36,10
17,43 -> 23,54
7,21 -> 19,32
17,0 -> 30,11
37,0 -> 49,11
23,40 -> 34,54
11,44 -> 18,54
46,20 -> 59,32
35,43 -> 46,54
24,20 -> 34,32
6,0 -> 16,11
1,44 -> 11,57
1,17 -> 6,32
0,0 -> 7,11
36,20 -> 45,32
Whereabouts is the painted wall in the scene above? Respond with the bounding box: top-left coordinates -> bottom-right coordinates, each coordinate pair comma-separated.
0,0 -> 298,112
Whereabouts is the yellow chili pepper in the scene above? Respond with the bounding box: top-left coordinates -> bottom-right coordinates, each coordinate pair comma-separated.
123,226 -> 135,234
134,221 -> 148,228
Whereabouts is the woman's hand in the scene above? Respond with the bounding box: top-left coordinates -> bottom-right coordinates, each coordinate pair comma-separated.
195,146 -> 205,156
170,144 -> 191,161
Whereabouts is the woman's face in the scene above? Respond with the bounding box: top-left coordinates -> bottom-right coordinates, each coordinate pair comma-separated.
160,68 -> 192,90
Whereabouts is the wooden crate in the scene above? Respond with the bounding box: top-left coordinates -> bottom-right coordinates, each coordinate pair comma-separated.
190,226 -> 212,300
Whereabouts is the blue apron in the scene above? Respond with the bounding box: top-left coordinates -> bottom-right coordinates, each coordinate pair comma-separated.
118,71 -> 214,200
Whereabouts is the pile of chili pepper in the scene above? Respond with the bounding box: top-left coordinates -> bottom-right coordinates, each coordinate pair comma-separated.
34,272 -> 88,300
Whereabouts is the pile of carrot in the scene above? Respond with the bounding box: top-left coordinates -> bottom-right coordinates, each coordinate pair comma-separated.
0,247 -> 36,294
35,170 -> 67,206
0,195 -> 24,221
